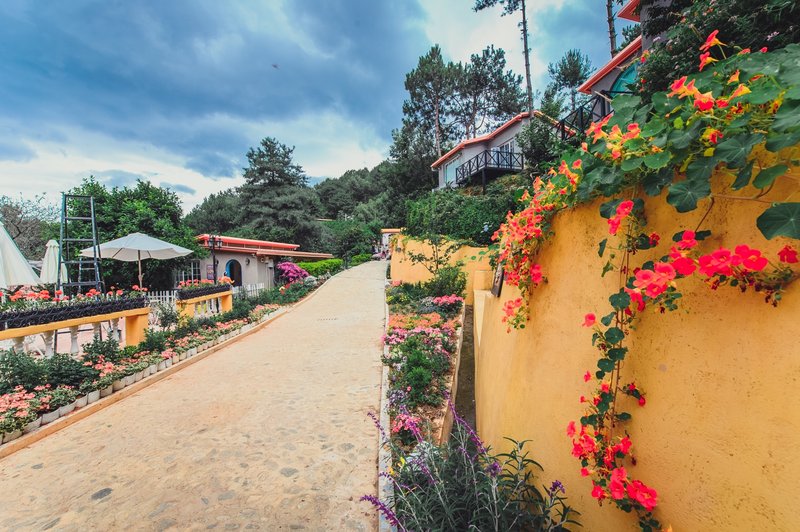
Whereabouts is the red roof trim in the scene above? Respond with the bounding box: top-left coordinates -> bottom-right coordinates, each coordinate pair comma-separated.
431,111 -> 539,169
578,36 -> 642,95
196,234 -> 299,251
618,0 -> 640,22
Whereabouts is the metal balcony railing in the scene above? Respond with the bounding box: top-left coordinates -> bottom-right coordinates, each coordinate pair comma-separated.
555,90 -> 632,141
455,149 -> 524,185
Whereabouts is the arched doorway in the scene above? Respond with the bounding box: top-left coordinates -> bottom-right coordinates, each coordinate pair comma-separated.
225,259 -> 243,286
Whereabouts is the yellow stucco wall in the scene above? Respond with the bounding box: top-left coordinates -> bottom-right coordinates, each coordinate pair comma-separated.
474,176 -> 800,530
389,237 -> 491,305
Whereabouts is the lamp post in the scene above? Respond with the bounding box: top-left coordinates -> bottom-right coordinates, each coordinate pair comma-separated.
208,235 -> 223,282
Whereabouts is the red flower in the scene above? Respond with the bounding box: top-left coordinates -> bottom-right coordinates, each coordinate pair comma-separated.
582,313 -> 596,327
584,371 -> 592,382
699,30 -> 724,52
694,91 -> 716,110
625,288 -> 646,312
566,421 -> 577,437
618,437 -> 632,454
580,467 -> 590,477
638,395 -> 646,406
627,480 -> 658,511
616,200 -> 634,218
778,245 -> 798,264
734,245 -> 768,272
591,483 -> 606,500
678,230 -> 698,250
699,52 -> 717,71
672,256 -> 697,276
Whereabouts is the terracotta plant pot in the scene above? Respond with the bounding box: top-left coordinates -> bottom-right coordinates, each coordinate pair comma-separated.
87,390 -> 101,404
75,395 -> 88,408
41,409 -> 60,425
2,430 -> 22,444
59,401 -> 76,416
23,416 -> 42,433
100,385 -> 113,398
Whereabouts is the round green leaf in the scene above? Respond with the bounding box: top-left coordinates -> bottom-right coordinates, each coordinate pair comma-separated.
753,164 -> 789,189
644,151 -> 671,170
667,178 -> 711,213
757,203 -> 800,239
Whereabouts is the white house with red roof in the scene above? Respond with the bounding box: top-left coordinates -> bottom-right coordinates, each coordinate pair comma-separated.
183,234 -> 332,288
431,111 -> 539,189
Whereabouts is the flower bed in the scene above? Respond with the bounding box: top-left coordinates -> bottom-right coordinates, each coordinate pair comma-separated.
175,279 -> 233,300
0,292 -> 149,331
0,276 -> 324,445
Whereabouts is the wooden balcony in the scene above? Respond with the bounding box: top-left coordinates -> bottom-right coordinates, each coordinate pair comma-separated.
455,149 -> 524,186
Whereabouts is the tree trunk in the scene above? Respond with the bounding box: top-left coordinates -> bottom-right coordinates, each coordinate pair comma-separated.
606,0 -> 617,57
520,0 -> 534,113
434,98 -> 442,157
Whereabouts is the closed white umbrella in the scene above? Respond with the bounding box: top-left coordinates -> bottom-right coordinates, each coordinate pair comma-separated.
40,239 -> 68,284
0,221 -> 41,289
80,232 -> 192,286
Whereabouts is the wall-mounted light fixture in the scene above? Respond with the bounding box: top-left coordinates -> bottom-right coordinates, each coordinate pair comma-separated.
245,257 -> 251,266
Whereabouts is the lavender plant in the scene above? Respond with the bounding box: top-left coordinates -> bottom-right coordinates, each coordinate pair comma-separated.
364,404 -> 580,531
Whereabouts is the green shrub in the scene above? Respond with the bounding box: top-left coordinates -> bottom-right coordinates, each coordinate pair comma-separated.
153,302 -> 180,330
403,366 -> 433,406
350,253 -> 373,266
82,334 -> 122,364
138,329 -> 168,354
217,298 -> 254,322
297,258 -> 343,277
424,266 -> 467,298
0,350 -> 46,393
44,354 -> 96,389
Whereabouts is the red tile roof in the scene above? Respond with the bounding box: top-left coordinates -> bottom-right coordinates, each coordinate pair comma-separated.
431,111 -> 541,169
618,0 -> 640,22
196,234 -> 299,251
578,35 -> 642,95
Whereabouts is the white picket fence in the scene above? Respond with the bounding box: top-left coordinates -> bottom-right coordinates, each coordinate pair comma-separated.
147,283 -> 267,311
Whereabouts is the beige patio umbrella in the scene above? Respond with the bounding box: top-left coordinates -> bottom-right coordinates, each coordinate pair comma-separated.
40,239 -> 68,284
79,232 -> 192,286
0,221 -> 41,289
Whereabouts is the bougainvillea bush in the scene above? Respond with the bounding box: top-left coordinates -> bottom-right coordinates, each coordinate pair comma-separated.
276,262 -> 309,284
491,35 -> 800,530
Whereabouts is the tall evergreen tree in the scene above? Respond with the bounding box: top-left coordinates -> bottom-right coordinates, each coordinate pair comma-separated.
452,46 -> 525,139
547,49 -> 593,112
402,46 -> 459,157
473,0 -> 534,113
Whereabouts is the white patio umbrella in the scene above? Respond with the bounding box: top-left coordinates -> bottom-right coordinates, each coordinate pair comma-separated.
0,221 -> 41,289
79,232 -> 192,286
40,239 -> 68,284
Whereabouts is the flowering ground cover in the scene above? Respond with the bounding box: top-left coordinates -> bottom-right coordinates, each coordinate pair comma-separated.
0,276 -> 322,444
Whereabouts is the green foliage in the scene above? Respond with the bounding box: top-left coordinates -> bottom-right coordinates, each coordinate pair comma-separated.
0,194 -> 59,260
0,350 -> 46,393
184,189 -> 248,236
547,49 -> 593,112
154,302 -> 180,330
217,297 -> 254,322
315,168 -> 384,220
389,419 -> 580,531
66,177 -> 203,290
43,354 -> 96,389
296,259 -> 343,277
638,0 -> 800,98
424,266 -> 467,298
138,329 -> 168,354
406,184 -> 520,246
350,253 -> 373,267
320,219 -> 377,260
82,334 -> 122,364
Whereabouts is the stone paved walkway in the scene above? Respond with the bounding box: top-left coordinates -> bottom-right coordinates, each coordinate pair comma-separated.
0,262 -> 387,531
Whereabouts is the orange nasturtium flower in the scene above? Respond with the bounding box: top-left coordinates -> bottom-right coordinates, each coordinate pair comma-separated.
699,30 -> 725,52
699,51 -> 717,71
693,91 -> 716,112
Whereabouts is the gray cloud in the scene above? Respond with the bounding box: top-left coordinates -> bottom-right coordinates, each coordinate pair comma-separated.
95,169 -> 145,188
160,181 -> 197,195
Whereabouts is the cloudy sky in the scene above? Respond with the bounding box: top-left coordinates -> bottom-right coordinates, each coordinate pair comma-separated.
0,0 -> 629,211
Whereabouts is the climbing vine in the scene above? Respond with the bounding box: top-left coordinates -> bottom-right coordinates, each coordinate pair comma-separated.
492,33 -> 800,529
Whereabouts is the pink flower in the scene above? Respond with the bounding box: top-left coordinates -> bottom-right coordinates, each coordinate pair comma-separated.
678,230 -> 698,250
583,371 -> 592,382
627,480 -> 658,511
616,200 -> 634,218
582,313 -> 596,327
591,483 -> 606,500
734,245 -> 767,271
580,467 -> 591,477
672,256 -> 697,276
566,421 -> 577,437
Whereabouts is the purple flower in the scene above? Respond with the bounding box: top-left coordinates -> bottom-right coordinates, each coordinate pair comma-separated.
548,480 -> 566,496
485,460 -> 502,477
360,495 -> 404,529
